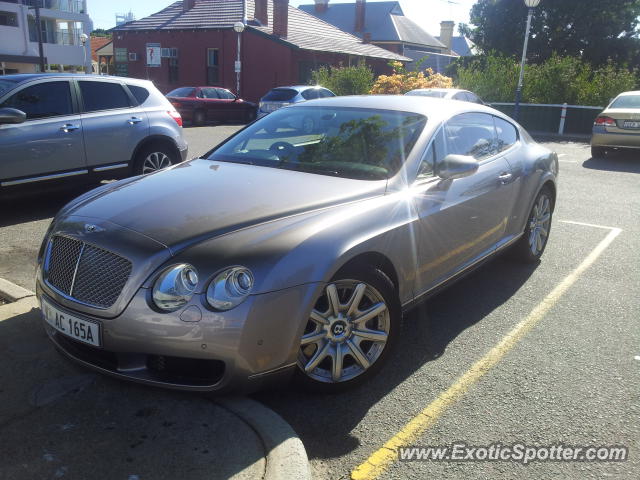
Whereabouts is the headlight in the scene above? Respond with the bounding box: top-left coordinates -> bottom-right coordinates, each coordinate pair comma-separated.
206,266 -> 254,311
152,264 -> 199,312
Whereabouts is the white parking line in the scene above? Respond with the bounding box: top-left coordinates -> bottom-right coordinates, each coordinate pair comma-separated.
560,220 -> 622,231
351,221 -> 623,480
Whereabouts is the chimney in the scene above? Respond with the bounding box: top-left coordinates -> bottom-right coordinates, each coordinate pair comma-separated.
354,0 -> 366,33
273,0 -> 289,37
363,32 -> 372,43
254,0 -> 268,26
439,20 -> 455,55
314,0 -> 329,13
183,0 -> 196,12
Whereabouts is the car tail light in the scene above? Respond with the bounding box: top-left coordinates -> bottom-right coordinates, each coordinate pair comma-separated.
594,116 -> 616,127
167,110 -> 183,127
170,101 -> 182,108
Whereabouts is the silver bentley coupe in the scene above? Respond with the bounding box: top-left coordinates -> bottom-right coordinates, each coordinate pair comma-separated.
36,96 -> 558,392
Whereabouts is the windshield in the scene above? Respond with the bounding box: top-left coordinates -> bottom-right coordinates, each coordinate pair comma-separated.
207,106 -> 426,181
406,90 -> 447,98
262,88 -> 298,102
0,79 -> 19,98
610,94 -> 640,109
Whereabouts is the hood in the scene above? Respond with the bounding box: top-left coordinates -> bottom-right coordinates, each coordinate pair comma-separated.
66,159 -> 386,250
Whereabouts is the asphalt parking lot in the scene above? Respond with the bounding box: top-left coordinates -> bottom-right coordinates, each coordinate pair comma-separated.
1,127 -> 639,479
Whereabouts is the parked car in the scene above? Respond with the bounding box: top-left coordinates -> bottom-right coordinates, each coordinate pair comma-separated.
591,90 -> 640,158
0,74 -> 187,193
166,86 -> 257,126
257,85 -> 336,132
406,88 -> 485,105
37,96 -> 558,393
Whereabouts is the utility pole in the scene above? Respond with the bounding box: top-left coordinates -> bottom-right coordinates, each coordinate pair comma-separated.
30,0 -> 46,72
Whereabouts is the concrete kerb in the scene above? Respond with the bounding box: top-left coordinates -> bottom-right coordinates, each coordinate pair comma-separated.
215,396 -> 313,480
0,277 -> 312,480
0,277 -> 35,302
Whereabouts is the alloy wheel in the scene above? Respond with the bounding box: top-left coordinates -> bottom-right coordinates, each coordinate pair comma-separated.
298,280 -> 390,383
528,193 -> 551,256
142,152 -> 172,174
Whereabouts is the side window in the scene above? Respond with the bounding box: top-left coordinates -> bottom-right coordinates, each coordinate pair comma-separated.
127,85 -> 150,105
217,89 -> 236,100
1,81 -> 72,120
493,116 -> 519,152
79,81 -> 131,112
444,113 -> 497,161
301,89 -> 319,100
198,88 -> 218,99
417,128 -> 445,179
452,92 -> 466,101
319,88 -> 335,98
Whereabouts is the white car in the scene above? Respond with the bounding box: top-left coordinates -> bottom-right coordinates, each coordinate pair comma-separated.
406,88 -> 485,105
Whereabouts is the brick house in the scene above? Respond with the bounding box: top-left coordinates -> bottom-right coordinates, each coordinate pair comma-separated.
111,0 -> 408,101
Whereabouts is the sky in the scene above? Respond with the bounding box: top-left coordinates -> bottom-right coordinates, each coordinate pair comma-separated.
89,0 -> 475,37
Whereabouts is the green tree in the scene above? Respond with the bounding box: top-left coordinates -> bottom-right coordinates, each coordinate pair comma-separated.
310,62 -> 375,96
90,28 -> 111,38
460,0 -> 640,66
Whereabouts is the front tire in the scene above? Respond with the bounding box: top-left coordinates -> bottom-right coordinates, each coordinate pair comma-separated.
511,186 -> 554,263
295,266 -> 400,392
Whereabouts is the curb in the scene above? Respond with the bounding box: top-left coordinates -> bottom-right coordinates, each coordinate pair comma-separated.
0,277 -> 35,302
0,278 -> 312,479
215,396 -> 312,480
530,131 -> 591,143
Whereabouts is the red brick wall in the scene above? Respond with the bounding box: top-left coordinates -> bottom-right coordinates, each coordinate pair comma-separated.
113,29 -> 394,102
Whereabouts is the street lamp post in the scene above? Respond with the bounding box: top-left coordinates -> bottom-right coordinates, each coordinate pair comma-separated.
233,21 -> 245,97
513,0 -> 541,121
80,33 -> 89,73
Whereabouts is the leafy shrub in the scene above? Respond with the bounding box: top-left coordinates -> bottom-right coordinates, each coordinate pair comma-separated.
310,62 -> 375,96
454,53 -> 638,106
370,61 -> 453,94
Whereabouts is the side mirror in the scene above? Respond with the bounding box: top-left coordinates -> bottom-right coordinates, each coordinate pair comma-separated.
0,108 -> 26,125
438,154 -> 479,180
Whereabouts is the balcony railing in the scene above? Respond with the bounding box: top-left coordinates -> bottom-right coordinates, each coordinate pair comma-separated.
25,0 -> 86,14
30,29 -> 82,45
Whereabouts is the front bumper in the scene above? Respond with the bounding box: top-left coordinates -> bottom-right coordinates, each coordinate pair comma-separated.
37,280 -> 321,392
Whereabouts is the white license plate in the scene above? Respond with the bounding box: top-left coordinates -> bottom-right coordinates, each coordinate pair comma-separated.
41,297 -> 101,347
623,121 -> 640,129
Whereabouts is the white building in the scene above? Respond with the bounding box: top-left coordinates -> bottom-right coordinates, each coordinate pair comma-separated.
0,0 -> 92,74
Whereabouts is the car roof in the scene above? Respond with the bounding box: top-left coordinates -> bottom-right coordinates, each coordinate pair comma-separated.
286,95 -> 500,123
617,90 -> 640,96
270,85 -> 329,92
0,73 -> 153,85
410,88 -> 465,94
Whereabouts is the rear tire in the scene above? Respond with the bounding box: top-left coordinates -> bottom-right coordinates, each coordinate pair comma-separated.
294,265 -> 400,393
511,186 -> 554,263
134,144 -> 176,176
591,146 -> 606,158
193,110 -> 206,126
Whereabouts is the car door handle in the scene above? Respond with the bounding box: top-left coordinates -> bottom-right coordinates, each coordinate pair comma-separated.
498,172 -> 513,184
128,117 -> 143,125
60,124 -> 80,132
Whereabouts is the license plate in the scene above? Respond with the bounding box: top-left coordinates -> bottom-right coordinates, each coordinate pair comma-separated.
623,121 -> 640,129
41,297 -> 101,347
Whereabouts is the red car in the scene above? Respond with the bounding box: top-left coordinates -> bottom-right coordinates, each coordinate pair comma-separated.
166,87 -> 257,126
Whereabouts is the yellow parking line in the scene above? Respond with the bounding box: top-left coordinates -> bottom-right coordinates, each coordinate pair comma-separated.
351,225 -> 622,480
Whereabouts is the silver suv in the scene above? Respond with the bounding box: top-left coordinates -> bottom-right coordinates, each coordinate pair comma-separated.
0,74 -> 188,191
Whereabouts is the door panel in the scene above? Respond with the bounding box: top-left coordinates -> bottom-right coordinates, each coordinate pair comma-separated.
412,115 -> 516,294
0,80 -> 86,181
78,80 -> 149,168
